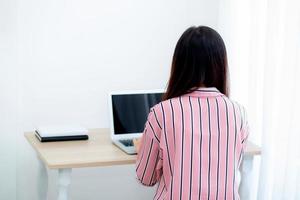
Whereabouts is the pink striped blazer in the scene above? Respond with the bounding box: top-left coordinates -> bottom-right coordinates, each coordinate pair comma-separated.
135,87 -> 249,200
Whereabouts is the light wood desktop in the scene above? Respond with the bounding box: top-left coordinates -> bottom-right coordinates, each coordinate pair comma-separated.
25,128 -> 261,200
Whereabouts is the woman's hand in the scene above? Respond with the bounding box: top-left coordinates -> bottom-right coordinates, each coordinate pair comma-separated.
133,138 -> 142,153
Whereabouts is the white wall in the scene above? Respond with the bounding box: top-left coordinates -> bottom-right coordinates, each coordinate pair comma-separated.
187,0 -> 220,28
0,0 -> 220,199
0,0 -> 17,199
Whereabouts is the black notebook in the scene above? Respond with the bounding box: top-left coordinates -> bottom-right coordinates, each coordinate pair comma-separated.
35,131 -> 88,142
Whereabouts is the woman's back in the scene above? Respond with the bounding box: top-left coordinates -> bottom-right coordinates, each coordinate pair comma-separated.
135,25 -> 249,200
136,87 -> 249,200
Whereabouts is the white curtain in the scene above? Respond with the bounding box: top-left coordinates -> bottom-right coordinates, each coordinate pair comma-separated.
217,0 -> 300,199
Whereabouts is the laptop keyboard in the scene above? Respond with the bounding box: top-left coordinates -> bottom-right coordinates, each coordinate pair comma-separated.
119,139 -> 134,147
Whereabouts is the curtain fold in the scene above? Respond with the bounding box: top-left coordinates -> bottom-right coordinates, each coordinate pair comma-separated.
217,0 -> 300,199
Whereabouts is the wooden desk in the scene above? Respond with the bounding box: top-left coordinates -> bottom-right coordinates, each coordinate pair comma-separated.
25,129 -> 136,169
25,128 -> 261,200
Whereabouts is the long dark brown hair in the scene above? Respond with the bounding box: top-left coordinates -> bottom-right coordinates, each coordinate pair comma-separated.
163,26 -> 229,100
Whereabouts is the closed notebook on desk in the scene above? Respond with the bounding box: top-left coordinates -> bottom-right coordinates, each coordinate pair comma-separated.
35,125 -> 89,142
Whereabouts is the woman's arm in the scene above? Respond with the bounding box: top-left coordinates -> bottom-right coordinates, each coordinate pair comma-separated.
133,138 -> 141,153
240,106 -> 250,149
135,108 -> 163,186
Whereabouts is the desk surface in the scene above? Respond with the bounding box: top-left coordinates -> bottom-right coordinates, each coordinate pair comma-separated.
25,128 -> 261,169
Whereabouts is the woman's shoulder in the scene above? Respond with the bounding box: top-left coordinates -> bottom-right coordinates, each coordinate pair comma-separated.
220,97 -> 248,121
150,97 -> 180,111
149,98 -> 178,120
150,99 -> 169,115
218,95 -> 246,109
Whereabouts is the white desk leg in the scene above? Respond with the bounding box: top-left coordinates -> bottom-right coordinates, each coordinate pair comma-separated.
37,157 -> 48,200
239,155 -> 254,200
57,168 -> 72,200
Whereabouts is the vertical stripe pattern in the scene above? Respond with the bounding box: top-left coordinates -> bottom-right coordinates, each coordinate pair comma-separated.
136,88 -> 249,200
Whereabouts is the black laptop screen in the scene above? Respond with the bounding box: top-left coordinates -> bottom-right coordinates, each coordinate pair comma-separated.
112,93 -> 163,134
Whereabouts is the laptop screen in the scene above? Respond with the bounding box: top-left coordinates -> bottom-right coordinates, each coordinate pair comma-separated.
112,93 -> 163,134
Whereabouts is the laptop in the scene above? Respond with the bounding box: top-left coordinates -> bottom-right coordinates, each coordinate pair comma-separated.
108,89 -> 164,154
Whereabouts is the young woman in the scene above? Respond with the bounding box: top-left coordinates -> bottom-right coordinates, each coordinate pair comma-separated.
134,26 -> 249,200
